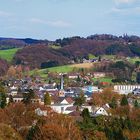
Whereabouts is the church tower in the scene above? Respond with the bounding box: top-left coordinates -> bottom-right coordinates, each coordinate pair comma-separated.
58,74 -> 65,97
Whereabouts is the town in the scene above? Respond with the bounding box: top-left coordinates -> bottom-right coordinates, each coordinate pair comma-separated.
0,55 -> 140,139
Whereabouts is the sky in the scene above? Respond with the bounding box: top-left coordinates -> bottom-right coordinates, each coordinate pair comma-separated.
0,0 -> 140,40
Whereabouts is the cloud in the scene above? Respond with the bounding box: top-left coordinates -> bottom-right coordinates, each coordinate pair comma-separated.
115,0 -> 136,4
111,6 -> 140,15
114,0 -> 140,8
30,18 -> 71,28
0,11 -> 13,17
112,0 -> 140,15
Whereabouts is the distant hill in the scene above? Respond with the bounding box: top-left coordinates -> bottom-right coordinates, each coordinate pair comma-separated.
0,37 -> 49,50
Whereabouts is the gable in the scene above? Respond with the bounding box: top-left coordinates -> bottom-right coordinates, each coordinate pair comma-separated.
61,99 -> 69,104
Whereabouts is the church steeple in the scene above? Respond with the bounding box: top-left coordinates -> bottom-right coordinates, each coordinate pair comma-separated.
58,73 -> 65,97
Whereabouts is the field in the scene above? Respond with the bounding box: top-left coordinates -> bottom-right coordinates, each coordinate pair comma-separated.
92,77 -> 112,83
31,63 -> 95,78
0,48 -> 19,61
31,65 -> 75,78
48,45 -> 61,49
70,63 -> 94,69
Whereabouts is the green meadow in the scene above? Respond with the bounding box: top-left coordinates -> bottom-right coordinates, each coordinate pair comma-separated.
0,48 -> 19,62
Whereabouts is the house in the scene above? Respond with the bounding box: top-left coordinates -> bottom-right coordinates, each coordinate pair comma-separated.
93,72 -> 106,78
68,73 -> 79,79
92,107 -> 108,116
82,86 -> 101,94
132,88 -> 140,95
6,94 -> 23,103
92,104 -> 110,117
35,108 -> 47,116
81,105 -> 93,113
8,86 -> 18,96
50,97 -> 74,114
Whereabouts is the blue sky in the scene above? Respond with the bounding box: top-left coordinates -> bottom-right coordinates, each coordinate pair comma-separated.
0,0 -> 140,40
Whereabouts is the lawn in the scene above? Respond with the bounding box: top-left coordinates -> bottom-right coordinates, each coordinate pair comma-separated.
71,63 -> 94,69
48,45 -> 61,49
30,65 -> 75,78
0,48 -> 19,62
31,63 -> 95,78
92,77 -> 112,83
127,57 -> 140,64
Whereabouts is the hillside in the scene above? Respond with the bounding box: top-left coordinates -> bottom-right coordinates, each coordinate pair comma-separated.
13,45 -> 69,69
0,48 -> 19,62
13,34 -> 140,69
0,58 -> 9,76
0,34 -> 139,69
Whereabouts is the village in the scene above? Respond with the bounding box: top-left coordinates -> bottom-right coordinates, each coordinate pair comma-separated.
2,62 -> 140,118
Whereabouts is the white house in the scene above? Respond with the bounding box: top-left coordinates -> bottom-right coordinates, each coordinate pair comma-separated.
94,107 -> 108,116
50,97 -> 74,114
92,104 -> 110,117
93,72 -> 106,78
35,108 -> 47,116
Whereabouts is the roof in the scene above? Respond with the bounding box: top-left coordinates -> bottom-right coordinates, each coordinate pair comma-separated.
65,106 -> 77,111
65,97 -> 74,104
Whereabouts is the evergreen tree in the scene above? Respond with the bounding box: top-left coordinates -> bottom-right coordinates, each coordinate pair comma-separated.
134,100 -> 139,108
22,89 -> 35,105
9,95 -> 13,104
44,92 -> 51,105
0,85 -> 6,108
82,108 -> 90,120
26,125 -> 41,140
120,95 -> 128,106
74,93 -> 85,106
0,92 -> 6,108
136,72 -> 140,84
109,97 -> 117,109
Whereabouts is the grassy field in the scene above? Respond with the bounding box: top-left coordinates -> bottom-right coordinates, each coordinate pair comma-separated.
92,77 -> 112,83
31,63 -> 95,78
127,57 -> 140,64
70,63 -> 94,69
0,48 -> 19,61
31,65 -> 75,78
48,45 -> 61,49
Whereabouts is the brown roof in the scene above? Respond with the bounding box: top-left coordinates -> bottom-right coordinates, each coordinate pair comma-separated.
65,97 -> 74,104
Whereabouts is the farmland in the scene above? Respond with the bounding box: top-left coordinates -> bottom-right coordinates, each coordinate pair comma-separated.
0,48 -> 19,62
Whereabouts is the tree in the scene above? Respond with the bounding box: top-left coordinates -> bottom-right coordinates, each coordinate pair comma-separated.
7,66 -> 16,78
44,92 -> 51,105
9,95 -> 14,104
81,108 -> 91,124
22,89 -> 35,105
16,65 -> 23,79
0,123 -> 23,140
136,72 -> 140,84
28,114 -> 82,140
0,85 -> 6,108
109,97 -> 117,109
135,61 -> 140,68
120,95 -> 128,106
74,93 -> 85,106
134,100 -> 139,108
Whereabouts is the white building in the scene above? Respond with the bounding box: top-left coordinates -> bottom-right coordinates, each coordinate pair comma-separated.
114,85 -> 140,95
51,98 -> 74,114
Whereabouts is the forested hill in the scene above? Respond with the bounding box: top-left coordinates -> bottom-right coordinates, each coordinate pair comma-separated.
0,37 -> 48,49
2,34 -> 140,69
